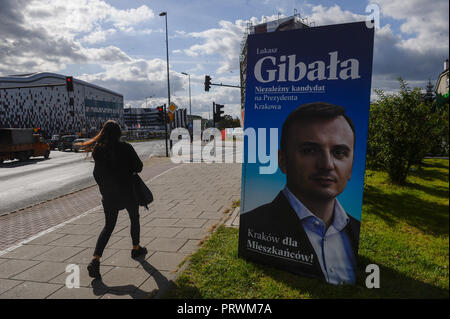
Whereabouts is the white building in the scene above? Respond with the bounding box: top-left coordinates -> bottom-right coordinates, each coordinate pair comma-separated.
0,72 -> 123,137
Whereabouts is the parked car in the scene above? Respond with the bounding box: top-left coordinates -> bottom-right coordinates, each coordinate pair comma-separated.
58,135 -> 78,151
72,138 -> 90,152
48,138 -> 59,150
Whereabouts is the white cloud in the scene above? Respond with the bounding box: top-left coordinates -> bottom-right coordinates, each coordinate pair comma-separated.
184,20 -> 244,74
0,0 -> 155,75
23,0 -> 155,40
306,2 -> 448,88
78,58 -> 185,102
309,4 -> 366,25
181,15 -> 286,74
372,0 -> 449,53
80,28 -> 116,44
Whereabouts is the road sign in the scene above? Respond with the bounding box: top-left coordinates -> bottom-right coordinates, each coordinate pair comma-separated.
168,103 -> 177,113
168,112 -> 174,123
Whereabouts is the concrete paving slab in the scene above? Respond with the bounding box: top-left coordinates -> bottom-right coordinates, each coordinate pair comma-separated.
25,233 -> 66,246
11,261 -> 66,282
49,263 -> 115,288
64,247 -> 117,264
198,211 -> 224,220
147,238 -> 187,252
138,270 -> 176,294
0,281 -> 62,299
47,234 -> 94,247
179,240 -> 201,255
141,226 -> 183,238
175,227 -> 209,240
1,245 -> 53,260
174,218 -> 208,228
146,252 -> 187,271
113,225 -> 154,237
145,218 -> 180,227
0,161 -> 242,299
76,235 -> 122,249
52,224 -> 98,235
32,246 -> 84,262
107,236 -> 155,250
0,278 -> 23,295
101,249 -> 154,268
100,267 -> 151,293
47,286 -> 104,299
0,260 -> 40,279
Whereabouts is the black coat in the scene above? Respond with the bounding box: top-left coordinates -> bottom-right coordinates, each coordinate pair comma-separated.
93,141 -> 143,211
238,191 -> 360,281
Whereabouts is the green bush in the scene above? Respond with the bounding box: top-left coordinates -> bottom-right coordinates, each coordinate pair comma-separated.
367,79 -> 442,184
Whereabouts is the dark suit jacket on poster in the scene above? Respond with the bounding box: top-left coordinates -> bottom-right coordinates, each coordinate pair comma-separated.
238,191 -> 360,281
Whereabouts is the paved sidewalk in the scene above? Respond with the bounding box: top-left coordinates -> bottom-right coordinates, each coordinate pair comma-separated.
0,161 -> 241,299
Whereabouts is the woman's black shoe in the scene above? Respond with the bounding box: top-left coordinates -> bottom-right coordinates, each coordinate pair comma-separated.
87,259 -> 101,279
131,246 -> 148,259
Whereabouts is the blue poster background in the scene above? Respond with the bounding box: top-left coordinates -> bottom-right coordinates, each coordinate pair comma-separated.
240,22 -> 374,221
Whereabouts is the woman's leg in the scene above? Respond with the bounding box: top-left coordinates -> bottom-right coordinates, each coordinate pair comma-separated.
93,208 -> 119,258
126,204 -> 140,247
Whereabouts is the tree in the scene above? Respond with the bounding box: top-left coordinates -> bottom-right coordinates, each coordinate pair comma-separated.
424,79 -> 435,104
366,79 -> 441,184
217,115 -> 241,130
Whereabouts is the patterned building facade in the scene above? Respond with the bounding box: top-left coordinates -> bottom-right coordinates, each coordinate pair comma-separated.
0,73 -> 123,138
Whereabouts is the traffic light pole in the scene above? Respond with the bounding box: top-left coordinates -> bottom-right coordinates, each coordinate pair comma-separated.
164,103 -> 169,157
212,102 -> 216,128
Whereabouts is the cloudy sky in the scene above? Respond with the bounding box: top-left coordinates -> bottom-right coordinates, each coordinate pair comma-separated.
0,0 -> 448,119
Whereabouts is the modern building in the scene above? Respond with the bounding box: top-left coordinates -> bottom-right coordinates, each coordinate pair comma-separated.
0,72 -> 123,137
124,107 -> 188,131
239,14 -> 311,116
124,107 -> 163,130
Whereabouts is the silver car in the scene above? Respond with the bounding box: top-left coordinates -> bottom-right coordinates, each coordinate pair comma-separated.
72,138 -> 90,152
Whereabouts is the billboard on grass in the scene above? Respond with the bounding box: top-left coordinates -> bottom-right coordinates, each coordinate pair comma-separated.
238,21 -> 374,285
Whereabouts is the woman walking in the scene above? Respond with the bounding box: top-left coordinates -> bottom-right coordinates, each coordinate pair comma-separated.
80,120 -> 147,279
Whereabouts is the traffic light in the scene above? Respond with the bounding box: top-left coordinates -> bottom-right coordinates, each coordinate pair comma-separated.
65,76 -> 74,92
157,106 -> 164,122
215,103 -> 224,122
204,75 -> 211,92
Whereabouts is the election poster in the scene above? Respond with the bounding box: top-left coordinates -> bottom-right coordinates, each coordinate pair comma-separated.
238,21 -> 374,285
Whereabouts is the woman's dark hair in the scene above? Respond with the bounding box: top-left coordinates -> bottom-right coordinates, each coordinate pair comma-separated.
78,120 -> 122,153
280,102 -> 355,152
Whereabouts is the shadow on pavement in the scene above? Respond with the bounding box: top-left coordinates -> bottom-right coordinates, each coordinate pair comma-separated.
91,256 -> 170,299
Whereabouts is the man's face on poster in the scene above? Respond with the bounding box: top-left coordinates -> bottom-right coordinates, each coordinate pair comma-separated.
279,116 -> 355,202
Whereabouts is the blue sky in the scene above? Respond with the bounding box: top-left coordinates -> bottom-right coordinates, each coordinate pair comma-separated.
0,0 -> 448,119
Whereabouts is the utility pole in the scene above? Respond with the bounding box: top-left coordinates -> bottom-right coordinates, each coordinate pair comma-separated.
164,103 -> 169,157
212,102 -> 216,128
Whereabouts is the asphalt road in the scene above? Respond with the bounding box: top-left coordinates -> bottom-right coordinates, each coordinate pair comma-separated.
0,140 -> 166,215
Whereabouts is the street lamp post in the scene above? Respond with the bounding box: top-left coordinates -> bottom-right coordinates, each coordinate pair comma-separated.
160,11 -> 171,155
159,12 -> 171,107
181,72 -> 192,130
